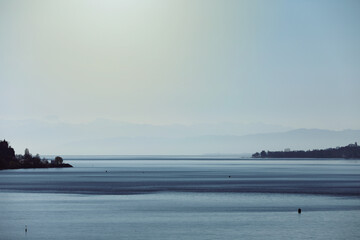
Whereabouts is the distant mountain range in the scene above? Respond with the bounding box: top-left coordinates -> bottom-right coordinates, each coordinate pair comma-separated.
1,118 -> 359,155
42,129 -> 360,155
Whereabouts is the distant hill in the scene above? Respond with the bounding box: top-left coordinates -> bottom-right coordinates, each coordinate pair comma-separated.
252,142 -> 360,159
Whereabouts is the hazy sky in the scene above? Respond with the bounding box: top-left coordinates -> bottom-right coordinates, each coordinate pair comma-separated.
1,0 -> 360,130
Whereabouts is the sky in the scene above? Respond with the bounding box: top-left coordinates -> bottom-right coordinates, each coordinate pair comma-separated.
1,0 -> 360,154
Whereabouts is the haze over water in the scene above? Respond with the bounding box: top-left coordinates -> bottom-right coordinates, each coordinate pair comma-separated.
1,158 -> 359,240
1,0 -> 360,155
1,1 -> 360,239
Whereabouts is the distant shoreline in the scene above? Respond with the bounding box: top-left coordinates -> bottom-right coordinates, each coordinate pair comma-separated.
62,157 -> 358,160
252,143 -> 360,159
2,163 -> 73,170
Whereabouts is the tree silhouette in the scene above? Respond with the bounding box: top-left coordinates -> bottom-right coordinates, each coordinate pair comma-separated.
0,140 -> 17,169
54,156 -> 63,165
24,148 -> 32,161
0,140 -> 72,169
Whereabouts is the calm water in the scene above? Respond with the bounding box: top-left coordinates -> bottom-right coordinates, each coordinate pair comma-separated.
0,158 -> 360,239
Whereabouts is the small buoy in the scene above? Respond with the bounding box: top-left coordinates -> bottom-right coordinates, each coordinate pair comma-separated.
25,225 -> 27,232
228,176 -> 231,178
298,208 -> 302,214
105,170 -> 107,173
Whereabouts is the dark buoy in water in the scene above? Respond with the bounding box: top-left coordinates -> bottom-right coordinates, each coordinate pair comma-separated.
298,208 -> 302,214
25,225 -> 27,233
228,176 -> 231,178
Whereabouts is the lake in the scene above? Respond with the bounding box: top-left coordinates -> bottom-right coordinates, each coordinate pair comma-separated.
0,158 -> 359,239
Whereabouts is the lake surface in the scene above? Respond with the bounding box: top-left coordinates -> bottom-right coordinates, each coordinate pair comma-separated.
1,158 -> 360,239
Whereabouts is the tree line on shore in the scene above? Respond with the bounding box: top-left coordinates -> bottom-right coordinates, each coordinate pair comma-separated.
252,142 -> 360,159
0,140 -> 72,170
